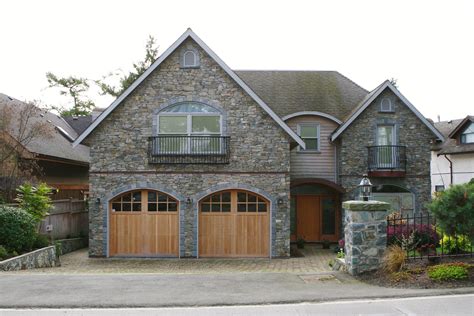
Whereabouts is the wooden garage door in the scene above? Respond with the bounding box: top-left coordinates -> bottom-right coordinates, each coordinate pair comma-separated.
199,190 -> 269,258
109,190 -> 178,257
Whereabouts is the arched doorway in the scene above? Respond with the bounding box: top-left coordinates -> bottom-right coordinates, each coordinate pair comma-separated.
109,189 -> 179,257
199,189 -> 270,257
290,180 -> 342,242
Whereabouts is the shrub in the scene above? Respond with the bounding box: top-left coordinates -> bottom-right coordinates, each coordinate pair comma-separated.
389,271 -> 412,282
428,182 -> 474,236
15,183 -> 53,223
382,245 -> 406,273
427,263 -> 469,281
0,245 -> 8,260
0,206 -> 37,253
440,235 -> 473,254
33,234 -> 50,249
336,249 -> 345,259
388,223 -> 439,251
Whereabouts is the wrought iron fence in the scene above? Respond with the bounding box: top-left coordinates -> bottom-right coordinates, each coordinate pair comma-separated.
368,145 -> 407,171
148,135 -> 230,164
387,212 -> 474,260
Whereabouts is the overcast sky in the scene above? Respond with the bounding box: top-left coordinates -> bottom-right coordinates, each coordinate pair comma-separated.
1,0 -> 472,121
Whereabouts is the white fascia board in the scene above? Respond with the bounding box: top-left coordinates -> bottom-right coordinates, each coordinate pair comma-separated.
73,29 -> 306,149
331,81 -> 445,142
282,111 -> 342,125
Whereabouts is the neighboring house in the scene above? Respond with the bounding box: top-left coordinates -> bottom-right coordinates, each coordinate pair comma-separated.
0,93 -> 90,200
73,29 -> 443,258
431,116 -> 474,192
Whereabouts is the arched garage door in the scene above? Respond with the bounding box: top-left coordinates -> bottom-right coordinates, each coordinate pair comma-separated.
199,190 -> 270,257
109,190 -> 179,257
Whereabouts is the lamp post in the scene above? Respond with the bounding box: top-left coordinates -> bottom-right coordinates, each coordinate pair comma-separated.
359,174 -> 372,201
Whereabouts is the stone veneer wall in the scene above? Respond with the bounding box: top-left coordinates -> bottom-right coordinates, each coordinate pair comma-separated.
343,200 -> 389,275
85,38 -> 291,258
338,88 -> 435,214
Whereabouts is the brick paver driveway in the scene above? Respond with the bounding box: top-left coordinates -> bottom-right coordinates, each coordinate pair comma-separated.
8,245 -> 335,274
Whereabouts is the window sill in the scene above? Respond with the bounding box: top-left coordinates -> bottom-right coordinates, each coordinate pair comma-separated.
379,110 -> 395,114
296,150 -> 321,154
180,66 -> 200,69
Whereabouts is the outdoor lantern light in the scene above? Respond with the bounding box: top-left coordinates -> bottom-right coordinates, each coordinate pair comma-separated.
186,197 -> 192,205
277,198 -> 284,205
359,174 -> 372,201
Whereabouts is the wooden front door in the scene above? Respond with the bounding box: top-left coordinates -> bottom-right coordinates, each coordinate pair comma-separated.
199,190 -> 269,257
294,194 -> 339,242
296,195 -> 320,241
109,190 -> 179,257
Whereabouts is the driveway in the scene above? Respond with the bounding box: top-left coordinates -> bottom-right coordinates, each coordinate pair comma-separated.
6,245 -> 335,274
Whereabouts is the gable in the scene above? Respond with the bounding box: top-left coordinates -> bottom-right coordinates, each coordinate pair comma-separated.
331,81 -> 445,141
73,29 -> 305,148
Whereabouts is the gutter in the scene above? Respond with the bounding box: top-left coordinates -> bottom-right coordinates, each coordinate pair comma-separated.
443,154 -> 453,186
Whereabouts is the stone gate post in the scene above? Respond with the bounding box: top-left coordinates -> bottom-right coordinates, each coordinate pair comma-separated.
343,200 -> 390,276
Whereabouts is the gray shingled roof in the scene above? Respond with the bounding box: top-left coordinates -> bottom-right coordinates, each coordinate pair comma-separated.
234,71 -> 368,120
0,93 -> 89,164
434,117 -> 474,155
63,115 -> 93,135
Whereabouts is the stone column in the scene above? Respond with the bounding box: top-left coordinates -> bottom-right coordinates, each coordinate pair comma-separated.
343,200 -> 390,276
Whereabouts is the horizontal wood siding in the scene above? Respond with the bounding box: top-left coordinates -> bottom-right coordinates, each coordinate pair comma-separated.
287,115 -> 338,181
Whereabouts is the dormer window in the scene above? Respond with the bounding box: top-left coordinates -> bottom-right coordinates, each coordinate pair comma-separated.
380,98 -> 393,112
461,122 -> 474,144
182,50 -> 199,68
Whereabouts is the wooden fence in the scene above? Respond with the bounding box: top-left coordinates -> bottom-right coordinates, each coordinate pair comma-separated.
6,199 -> 89,240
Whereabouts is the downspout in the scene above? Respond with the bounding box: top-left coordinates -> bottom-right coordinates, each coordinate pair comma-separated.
443,154 -> 453,186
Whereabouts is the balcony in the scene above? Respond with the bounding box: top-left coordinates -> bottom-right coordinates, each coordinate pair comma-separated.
367,145 -> 407,177
148,136 -> 230,164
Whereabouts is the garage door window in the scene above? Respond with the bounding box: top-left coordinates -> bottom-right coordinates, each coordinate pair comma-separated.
111,190 -> 178,213
201,191 -> 231,212
237,192 -> 267,213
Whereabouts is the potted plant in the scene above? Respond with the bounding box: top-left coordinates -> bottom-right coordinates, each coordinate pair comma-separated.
322,239 -> 331,249
296,237 -> 305,249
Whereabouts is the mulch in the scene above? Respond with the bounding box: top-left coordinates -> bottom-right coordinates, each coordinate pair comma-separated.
355,258 -> 474,289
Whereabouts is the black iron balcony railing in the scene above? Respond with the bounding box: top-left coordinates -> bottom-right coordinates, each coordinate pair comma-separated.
367,145 -> 407,171
148,135 -> 230,164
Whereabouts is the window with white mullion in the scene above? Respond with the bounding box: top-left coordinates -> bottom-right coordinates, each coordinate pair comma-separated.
297,123 -> 320,151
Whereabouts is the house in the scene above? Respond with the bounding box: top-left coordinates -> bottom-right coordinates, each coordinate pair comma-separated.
73,29 -> 443,258
0,94 -> 89,200
431,116 -> 474,192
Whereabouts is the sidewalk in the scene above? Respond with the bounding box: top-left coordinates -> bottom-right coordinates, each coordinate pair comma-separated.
0,271 -> 473,308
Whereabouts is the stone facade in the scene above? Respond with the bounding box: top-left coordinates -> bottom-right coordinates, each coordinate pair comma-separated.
0,246 -> 58,271
338,88 -> 435,213
85,38 -> 291,258
57,237 -> 88,255
343,200 -> 389,275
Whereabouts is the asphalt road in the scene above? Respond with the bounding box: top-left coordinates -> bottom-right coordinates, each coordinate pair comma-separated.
1,294 -> 473,315
0,272 -> 473,308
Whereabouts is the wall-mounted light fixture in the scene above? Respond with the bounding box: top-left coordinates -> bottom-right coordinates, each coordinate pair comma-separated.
186,197 -> 193,205
95,197 -> 101,204
277,198 -> 284,205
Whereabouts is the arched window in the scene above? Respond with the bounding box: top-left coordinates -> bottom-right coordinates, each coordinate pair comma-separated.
183,50 -> 198,67
110,189 -> 178,212
380,98 -> 393,112
157,102 -> 223,154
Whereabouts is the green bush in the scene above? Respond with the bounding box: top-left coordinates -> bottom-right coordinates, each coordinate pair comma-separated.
15,183 -> 53,223
441,235 -> 472,254
428,182 -> 474,236
0,245 -> 8,260
33,234 -> 50,249
427,263 -> 469,281
0,206 -> 37,253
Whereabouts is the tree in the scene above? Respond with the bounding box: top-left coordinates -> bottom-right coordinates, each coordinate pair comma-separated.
428,182 -> 474,236
0,99 -> 52,202
96,35 -> 159,98
15,183 -> 53,224
45,73 -> 95,116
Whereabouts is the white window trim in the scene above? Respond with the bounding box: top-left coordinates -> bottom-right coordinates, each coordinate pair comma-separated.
183,50 -> 198,67
296,123 -> 320,152
380,98 -> 394,112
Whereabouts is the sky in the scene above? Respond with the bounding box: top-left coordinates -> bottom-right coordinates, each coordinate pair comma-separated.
0,0 -> 473,121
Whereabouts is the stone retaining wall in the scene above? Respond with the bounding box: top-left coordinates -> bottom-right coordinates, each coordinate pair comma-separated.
57,237 -> 88,255
0,246 -> 58,271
